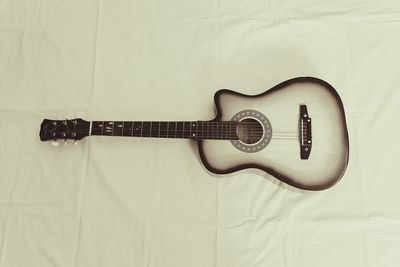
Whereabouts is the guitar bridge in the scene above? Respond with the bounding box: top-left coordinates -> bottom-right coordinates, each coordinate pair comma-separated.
299,105 -> 312,160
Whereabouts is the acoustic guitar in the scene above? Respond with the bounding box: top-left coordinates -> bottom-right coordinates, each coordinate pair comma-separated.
40,77 -> 349,190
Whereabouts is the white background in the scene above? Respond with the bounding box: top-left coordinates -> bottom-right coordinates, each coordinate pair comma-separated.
1,0 -> 399,266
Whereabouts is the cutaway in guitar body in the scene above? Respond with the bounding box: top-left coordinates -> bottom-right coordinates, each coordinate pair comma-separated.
198,77 -> 349,190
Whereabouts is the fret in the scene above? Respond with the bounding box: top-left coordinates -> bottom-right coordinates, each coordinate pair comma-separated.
228,122 -> 232,140
174,122 -> 177,138
168,121 -> 176,138
226,121 -> 229,140
150,122 -> 160,138
222,122 -> 225,139
183,121 -> 192,138
104,121 -> 113,136
200,121 -> 204,139
192,121 -> 197,139
132,122 -> 141,137
113,121 -> 124,136
176,122 -> 184,138
91,122 -> 97,135
166,122 -> 169,138
124,121 -> 133,136
91,121 -> 103,135
142,122 -> 151,137
205,121 -> 208,139
229,122 -> 232,140
160,122 -> 168,138
226,121 -> 232,139
149,121 -> 152,137
219,121 -> 222,139
230,122 -> 236,140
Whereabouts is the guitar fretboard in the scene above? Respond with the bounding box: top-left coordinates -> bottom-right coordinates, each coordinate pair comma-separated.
90,121 -> 240,140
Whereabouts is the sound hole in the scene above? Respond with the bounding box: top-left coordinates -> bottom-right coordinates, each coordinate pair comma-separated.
236,118 -> 264,144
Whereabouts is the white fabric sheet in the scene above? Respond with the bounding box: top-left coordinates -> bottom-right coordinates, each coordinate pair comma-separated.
1,0 -> 400,266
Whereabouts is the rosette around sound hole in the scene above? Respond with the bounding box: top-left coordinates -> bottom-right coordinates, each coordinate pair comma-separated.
230,110 -> 272,153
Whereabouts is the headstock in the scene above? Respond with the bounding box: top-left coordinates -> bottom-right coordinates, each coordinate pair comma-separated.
39,118 -> 90,142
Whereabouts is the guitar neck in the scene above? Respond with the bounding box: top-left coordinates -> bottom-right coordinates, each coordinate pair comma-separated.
90,121 -> 239,140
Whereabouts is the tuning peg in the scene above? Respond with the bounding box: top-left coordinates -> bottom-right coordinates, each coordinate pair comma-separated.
51,141 -> 59,147
64,141 -> 68,146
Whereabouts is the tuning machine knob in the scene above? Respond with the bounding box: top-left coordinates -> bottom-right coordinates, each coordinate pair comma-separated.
51,141 -> 59,147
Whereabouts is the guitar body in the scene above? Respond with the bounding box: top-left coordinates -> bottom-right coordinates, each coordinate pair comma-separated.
198,77 -> 349,190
